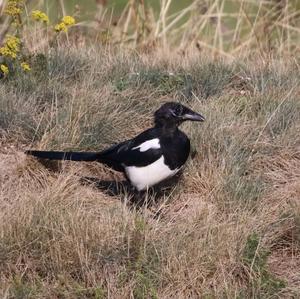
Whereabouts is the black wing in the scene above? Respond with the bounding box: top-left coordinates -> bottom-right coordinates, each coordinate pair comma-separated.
97,128 -> 163,170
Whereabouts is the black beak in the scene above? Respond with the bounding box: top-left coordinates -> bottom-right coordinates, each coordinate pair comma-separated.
182,110 -> 205,122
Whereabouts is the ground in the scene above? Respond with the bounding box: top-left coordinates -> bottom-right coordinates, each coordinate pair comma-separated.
0,48 -> 300,298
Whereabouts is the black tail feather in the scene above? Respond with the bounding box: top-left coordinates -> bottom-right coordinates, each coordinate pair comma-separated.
25,150 -> 99,162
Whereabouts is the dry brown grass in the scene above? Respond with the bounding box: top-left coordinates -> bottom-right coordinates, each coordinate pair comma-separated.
0,46 -> 300,298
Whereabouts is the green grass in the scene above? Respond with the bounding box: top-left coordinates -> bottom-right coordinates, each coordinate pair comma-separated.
242,233 -> 286,297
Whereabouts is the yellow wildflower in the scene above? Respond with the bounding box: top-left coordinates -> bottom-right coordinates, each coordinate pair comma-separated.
54,22 -> 67,32
31,10 -> 49,23
0,64 -> 9,75
5,36 -> 20,52
21,62 -> 31,71
0,35 -> 20,59
54,16 -> 75,33
0,47 -> 16,58
4,1 -> 22,16
62,16 -> 75,26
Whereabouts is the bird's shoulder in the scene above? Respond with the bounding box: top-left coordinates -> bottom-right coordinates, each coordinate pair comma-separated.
99,128 -> 162,167
114,128 -> 160,152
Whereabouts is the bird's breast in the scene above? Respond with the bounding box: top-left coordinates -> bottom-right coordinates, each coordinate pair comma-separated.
125,156 -> 180,191
159,133 -> 190,170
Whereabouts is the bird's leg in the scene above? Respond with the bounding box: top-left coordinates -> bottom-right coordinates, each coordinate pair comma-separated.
130,189 -> 145,208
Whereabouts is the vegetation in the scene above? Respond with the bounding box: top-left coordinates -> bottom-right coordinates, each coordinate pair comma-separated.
1,0 -> 299,58
0,0 -> 299,298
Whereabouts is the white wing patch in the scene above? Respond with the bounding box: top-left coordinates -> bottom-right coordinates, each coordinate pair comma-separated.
132,138 -> 160,152
125,156 -> 179,191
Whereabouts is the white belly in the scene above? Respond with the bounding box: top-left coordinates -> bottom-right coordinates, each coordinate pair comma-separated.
125,156 -> 179,191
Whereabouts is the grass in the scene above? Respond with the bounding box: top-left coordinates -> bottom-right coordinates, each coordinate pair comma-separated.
1,2 -> 299,296
0,45 -> 300,298
1,0 -> 299,59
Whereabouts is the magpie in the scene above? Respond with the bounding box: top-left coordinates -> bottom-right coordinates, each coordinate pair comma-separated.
26,102 -> 205,191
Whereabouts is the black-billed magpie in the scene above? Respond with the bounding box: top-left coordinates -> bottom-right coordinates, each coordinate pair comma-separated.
26,102 -> 204,191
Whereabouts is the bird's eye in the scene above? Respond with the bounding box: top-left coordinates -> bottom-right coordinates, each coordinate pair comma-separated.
174,106 -> 182,115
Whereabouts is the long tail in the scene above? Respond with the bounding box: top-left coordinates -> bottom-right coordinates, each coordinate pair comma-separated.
25,150 -> 99,162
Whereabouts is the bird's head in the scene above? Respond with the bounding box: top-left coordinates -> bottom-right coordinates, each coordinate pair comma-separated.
154,102 -> 205,128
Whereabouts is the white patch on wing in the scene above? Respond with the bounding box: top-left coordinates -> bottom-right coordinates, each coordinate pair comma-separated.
125,156 -> 179,191
132,138 -> 160,152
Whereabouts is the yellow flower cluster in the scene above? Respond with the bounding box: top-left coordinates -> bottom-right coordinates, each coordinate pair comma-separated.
55,16 -> 75,32
62,16 -> 75,26
0,64 -> 9,75
4,0 -> 22,17
1,1 -> 32,76
21,62 -> 31,71
54,22 -> 67,32
31,10 -> 49,23
0,35 -> 20,59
